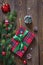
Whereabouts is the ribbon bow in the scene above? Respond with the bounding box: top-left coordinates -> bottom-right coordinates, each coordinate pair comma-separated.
13,30 -> 29,53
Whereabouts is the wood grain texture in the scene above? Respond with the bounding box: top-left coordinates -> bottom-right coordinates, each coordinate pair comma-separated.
38,0 -> 43,65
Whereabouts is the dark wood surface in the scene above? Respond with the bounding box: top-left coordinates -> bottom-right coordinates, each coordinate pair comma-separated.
38,0 -> 43,65
0,0 -> 43,65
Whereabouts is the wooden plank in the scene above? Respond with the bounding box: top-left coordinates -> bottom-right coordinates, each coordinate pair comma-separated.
27,0 -> 39,65
38,0 -> 43,65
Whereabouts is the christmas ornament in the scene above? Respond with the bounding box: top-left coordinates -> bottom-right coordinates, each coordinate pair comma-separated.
26,53 -> 32,60
24,15 -> 32,24
23,60 -> 27,65
1,3 -> 10,13
5,19 -> 9,26
10,27 -> 35,58
2,51 -> 6,56
33,26 -> 38,32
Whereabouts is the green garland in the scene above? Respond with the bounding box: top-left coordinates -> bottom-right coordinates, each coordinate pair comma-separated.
0,10 -> 17,65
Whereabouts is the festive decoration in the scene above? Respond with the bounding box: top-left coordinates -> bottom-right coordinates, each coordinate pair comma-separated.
2,51 -> 6,56
33,26 -> 38,32
5,19 -> 9,26
24,15 -> 32,24
1,3 -> 10,13
0,9 -> 17,65
26,53 -> 32,60
0,1 -> 35,64
10,27 -> 35,58
0,39 -> 16,65
23,60 -> 27,65
7,10 -> 17,22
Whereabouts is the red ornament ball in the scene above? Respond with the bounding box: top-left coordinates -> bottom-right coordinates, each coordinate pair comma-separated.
2,51 -> 6,56
1,3 -> 10,13
5,19 -> 9,26
23,60 -> 27,65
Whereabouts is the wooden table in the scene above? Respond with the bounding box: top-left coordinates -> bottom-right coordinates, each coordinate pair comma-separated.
0,0 -> 43,65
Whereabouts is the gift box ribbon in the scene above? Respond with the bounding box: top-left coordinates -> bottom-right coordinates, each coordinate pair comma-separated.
13,30 -> 29,53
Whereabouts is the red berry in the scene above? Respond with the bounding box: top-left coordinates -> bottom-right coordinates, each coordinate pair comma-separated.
2,51 -> 6,56
23,60 -> 27,65
1,3 -> 10,13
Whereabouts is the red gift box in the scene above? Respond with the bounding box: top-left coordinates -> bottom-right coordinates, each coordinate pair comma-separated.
11,26 -> 35,58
